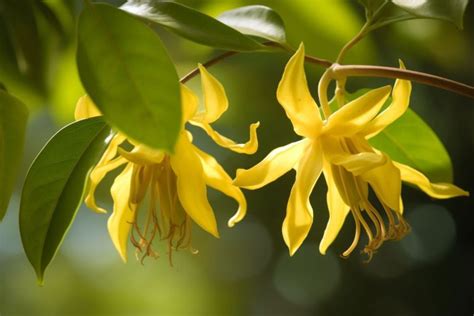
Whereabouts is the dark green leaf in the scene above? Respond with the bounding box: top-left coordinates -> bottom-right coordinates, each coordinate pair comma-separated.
370,108 -> 453,182
121,0 -> 263,51
391,0 -> 469,29
217,5 -> 287,44
77,3 -> 181,151
20,117 -> 110,284
359,0 -> 469,29
0,90 -> 28,220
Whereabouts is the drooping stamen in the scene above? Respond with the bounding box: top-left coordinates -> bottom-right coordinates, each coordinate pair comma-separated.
342,210 -> 361,258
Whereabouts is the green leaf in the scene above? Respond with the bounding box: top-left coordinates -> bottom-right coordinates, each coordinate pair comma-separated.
120,0 -> 263,51
359,0 -> 469,29
0,90 -> 28,220
391,0 -> 469,29
370,109 -> 453,183
20,117 -> 111,284
77,3 -> 181,152
217,5 -> 287,44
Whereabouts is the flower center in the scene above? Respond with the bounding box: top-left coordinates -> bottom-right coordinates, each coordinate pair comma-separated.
128,156 -> 197,265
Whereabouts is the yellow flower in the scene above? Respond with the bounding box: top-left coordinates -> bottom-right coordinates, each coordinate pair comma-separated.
234,44 -> 468,259
76,65 -> 259,262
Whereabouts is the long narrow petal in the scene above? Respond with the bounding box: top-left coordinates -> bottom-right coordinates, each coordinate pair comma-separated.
323,86 -> 391,136
194,146 -> 247,227
319,162 -> 350,255
118,144 -> 165,165
234,139 -> 310,190
276,43 -> 323,138
283,142 -> 323,256
180,84 -> 199,123
361,61 -> 412,138
85,133 -> 127,213
74,95 -> 102,120
85,156 -> 127,213
394,162 -> 469,198
360,156 -> 401,212
108,164 -> 136,262
195,64 -> 228,123
170,135 -> 219,237
321,135 -> 386,176
190,120 -> 260,154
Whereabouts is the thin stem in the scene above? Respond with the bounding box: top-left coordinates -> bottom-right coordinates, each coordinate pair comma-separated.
336,22 -> 370,64
179,44 -> 474,99
180,51 -> 238,83
331,64 -> 474,99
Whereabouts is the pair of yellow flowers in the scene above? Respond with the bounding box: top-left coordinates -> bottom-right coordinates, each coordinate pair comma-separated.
76,44 -> 468,263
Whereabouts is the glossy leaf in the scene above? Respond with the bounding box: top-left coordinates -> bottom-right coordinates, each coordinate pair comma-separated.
359,0 -> 469,29
77,3 -> 181,152
391,0 -> 469,29
121,0 -> 263,51
217,5 -> 287,44
0,90 -> 28,220
20,117 -> 110,284
370,108 -> 453,183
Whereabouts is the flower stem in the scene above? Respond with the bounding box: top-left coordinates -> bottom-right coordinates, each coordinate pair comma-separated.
330,64 -> 474,98
335,22 -> 370,64
179,43 -> 474,99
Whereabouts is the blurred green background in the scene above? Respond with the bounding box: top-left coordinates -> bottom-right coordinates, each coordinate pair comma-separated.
1,0 -> 473,315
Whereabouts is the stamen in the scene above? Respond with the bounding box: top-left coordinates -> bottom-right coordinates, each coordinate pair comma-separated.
342,210 -> 361,258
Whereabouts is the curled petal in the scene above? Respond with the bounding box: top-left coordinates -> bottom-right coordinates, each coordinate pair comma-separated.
85,156 -> 127,213
283,142 -> 323,256
180,84 -> 199,123
319,161 -> 350,255
170,135 -> 219,238
361,61 -> 412,138
195,64 -> 228,123
277,43 -> 323,138
190,120 -> 260,154
395,162 -> 469,199
324,86 -> 391,136
85,133 -> 127,213
118,145 -> 165,165
108,164 -> 136,262
321,136 -> 386,176
360,156 -> 401,212
234,139 -> 310,190
194,147 -> 247,227
74,95 -> 102,120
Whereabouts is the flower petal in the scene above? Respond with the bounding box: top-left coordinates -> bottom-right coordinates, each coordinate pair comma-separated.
85,133 -> 127,213
170,135 -> 219,237
190,120 -> 260,154
394,162 -> 469,198
276,43 -> 323,138
283,141 -> 323,256
118,144 -> 165,165
361,61 -> 412,138
360,156 -> 401,212
194,147 -> 247,227
194,64 -> 228,123
321,135 -> 386,176
74,95 -> 102,120
319,161 -> 350,255
180,84 -> 199,123
108,164 -> 136,262
323,86 -> 391,136
234,139 -> 310,190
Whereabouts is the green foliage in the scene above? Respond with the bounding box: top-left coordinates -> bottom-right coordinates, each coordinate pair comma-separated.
0,89 -> 28,220
359,0 -> 470,30
77,3 -> 181,152
370,108 -> 453,183
121,0 -> 264,51
217,5 -> 287,45
20,117 -> 110,284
